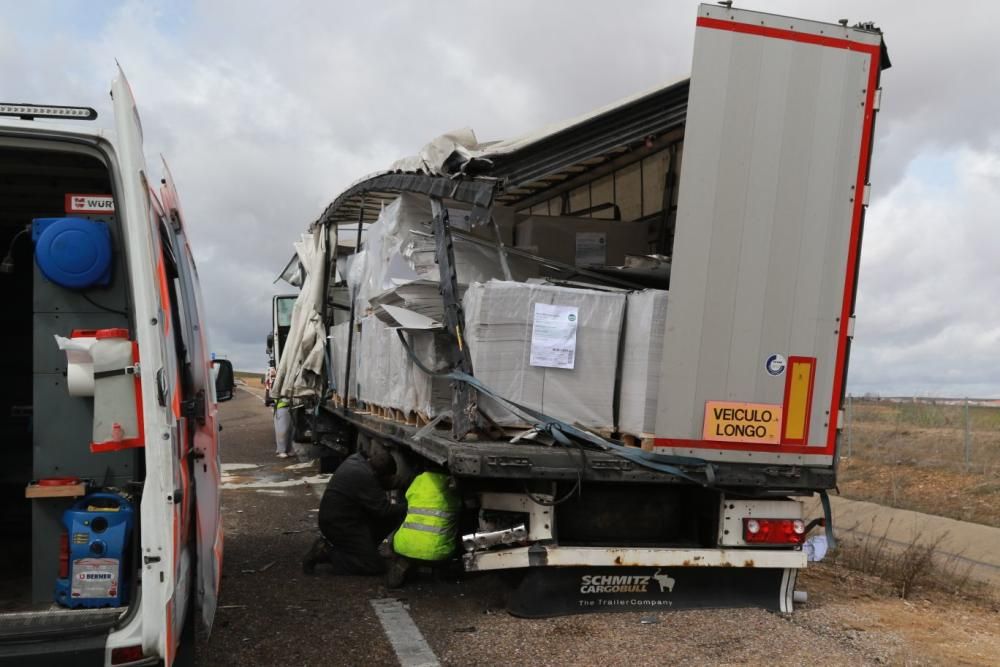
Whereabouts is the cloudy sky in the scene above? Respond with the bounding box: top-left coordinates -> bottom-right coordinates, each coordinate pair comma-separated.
5,1 -> 998,397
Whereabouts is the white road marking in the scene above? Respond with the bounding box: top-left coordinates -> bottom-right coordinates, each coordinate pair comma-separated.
221,463 -> 260,472
309,484 -> 325,500
221,473 -> 331,490
370,598 -> 440,667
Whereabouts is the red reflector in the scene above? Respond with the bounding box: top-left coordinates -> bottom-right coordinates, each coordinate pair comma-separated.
111,645 -> 145,664
743,518 -> 805,545
58,531 -> 69,578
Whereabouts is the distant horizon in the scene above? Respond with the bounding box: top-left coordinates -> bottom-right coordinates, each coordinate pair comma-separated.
231,365 -> 1000,403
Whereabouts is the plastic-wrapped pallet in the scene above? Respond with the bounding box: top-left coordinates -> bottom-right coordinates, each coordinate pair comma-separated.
354,316 -> 451,418
463,280 -> 626,431
401,331 -> 453,418
347,193 -> 520,314
619,289 -> 669,436
357,316 -> 384,407
329,321 -> 358,400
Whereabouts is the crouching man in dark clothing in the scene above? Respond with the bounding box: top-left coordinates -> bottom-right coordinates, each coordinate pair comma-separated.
302,446 -> 406,575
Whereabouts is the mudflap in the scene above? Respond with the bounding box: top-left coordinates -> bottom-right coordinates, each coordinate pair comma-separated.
507,566 -> 795,618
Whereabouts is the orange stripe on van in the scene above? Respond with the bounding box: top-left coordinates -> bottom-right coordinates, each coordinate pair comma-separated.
171,369 -> 182,419
156,256 -> 171,335
165,599 -> 174,667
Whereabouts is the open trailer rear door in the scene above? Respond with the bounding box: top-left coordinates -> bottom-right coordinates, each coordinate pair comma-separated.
654,4 -> 887,466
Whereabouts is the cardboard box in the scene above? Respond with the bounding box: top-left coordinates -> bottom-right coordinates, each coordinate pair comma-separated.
463,280 -> 626,430
515,215 -> 653,267
619,289 -> 669,435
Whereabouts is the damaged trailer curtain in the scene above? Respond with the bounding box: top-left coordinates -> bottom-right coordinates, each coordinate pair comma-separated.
272,228 -> 330,400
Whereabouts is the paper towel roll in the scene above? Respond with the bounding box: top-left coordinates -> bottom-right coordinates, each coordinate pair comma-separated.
54,335 -> 97,397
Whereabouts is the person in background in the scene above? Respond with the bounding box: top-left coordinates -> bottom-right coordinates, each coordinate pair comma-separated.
273,397 -> 293,459
302,444 -> 406,575
263,364 -> 276,407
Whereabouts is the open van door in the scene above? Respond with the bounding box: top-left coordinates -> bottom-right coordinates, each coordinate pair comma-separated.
111,68 -> 185,663
160,157 -> 223,637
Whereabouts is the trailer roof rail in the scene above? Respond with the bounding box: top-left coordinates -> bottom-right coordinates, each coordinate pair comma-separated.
314,171 -> 498,229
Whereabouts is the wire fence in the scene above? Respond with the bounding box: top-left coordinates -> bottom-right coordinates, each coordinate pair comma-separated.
843,396 -> 1000,474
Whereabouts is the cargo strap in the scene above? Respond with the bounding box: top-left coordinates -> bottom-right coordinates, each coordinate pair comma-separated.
93,365 -> 139,380
395,330 -> 716,487
818,489 -> 837,549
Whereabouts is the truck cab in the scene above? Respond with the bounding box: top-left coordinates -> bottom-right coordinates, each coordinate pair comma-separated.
0,72 -> 230,666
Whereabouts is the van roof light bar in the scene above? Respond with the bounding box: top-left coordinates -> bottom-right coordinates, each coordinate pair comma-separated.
0,103 -> 98,121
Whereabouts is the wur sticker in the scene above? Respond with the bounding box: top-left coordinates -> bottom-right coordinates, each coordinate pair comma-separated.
530,303 -> 579,369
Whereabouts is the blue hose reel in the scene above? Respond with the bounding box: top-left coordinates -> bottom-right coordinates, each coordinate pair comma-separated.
32,217 -> 112,289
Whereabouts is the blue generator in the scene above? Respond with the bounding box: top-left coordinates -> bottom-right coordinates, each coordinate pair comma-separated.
54,492 -> 134,608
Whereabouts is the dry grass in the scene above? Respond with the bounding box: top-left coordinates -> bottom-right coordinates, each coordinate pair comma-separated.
846,400 -> 1000,473
839,399 -> 1000,526
831,519 -> 978,600
838,458 -> 1000,527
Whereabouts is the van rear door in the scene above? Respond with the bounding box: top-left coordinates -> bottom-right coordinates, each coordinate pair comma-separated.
111,69 -> 184,665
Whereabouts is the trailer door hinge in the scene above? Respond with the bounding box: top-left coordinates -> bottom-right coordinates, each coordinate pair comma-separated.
862,184 -> 871,206
181,390 -> 206,425
143,555 -> 161,565
872,87 -> 882,111
847,315 -> 856,339
837,409 -> 845,429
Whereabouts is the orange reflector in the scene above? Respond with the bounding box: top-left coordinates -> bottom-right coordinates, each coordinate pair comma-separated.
781,356 -> 815,445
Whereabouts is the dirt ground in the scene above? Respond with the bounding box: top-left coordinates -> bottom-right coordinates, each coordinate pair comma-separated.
196,389 -> 1000,666
838,401 -> 1000,527
838,457 -> 1000,528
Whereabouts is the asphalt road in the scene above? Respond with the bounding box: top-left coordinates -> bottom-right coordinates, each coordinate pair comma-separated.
195,388 -> 990,666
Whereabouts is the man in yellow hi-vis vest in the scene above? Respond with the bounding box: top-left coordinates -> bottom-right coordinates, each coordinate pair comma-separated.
387,471 -> 461,586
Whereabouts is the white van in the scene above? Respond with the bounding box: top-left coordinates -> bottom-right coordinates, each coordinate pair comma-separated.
0,70 -> 229,666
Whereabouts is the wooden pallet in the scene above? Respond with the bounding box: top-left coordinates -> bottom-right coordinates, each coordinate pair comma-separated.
361,403 -> 420,427
329,396 -> 437,429
25,481 -> 87,499
620,433 -> 657,452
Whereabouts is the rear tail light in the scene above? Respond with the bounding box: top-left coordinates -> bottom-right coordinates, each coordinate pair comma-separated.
58,530 -> 69,578
743,517 -> 806,544
111,645 -> 146,664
